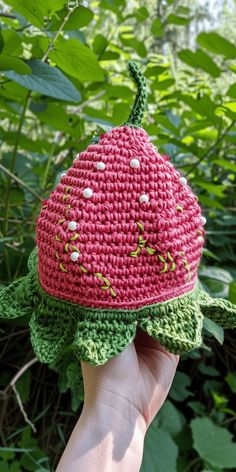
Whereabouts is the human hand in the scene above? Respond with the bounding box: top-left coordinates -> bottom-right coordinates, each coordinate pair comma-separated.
56,329 -> 179,472
81,327 -> 179,431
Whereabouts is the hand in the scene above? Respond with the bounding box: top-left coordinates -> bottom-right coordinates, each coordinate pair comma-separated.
81,327 -> 179,430
56,328 -> 179,472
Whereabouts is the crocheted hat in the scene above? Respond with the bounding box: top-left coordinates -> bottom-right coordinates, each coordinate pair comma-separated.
1,62 -> 236,366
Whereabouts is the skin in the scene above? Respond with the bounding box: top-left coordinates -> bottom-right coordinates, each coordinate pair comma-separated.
56,328 -> 179,471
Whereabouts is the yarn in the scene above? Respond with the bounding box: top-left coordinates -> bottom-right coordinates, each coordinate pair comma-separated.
0,61 -> 235,366
36,125 -> 203,308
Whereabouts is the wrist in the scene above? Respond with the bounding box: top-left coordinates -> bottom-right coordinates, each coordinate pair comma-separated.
81,397 -> 147,444
82,388 -> 147,440
57,400 -> 146,472
76,402 -> 146,472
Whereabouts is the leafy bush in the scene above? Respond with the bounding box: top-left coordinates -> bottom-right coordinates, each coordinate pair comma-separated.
0,0 -> 236,471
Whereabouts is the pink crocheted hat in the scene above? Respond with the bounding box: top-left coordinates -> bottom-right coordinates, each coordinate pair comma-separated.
1,62 -> 236,365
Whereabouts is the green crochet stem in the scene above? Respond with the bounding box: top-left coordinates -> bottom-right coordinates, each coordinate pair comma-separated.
123,61 -> 147,127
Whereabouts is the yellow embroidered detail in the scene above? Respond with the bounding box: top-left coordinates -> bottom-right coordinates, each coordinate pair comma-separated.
70,232 -> 79,241
71,245 -> 80,253
59,262 -> 68,273
79,264 -> 88,274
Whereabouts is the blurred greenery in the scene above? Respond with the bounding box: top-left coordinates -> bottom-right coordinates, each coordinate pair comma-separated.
0,0 -> 236,470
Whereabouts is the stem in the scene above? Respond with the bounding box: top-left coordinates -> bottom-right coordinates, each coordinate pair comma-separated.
123,61 -> 147,127
42,5 -> 77,62
7,357 -> 38,389
41,141 -> 57,190
4,358 -> 38,433
0,164 -> 43,202
182,457 -> 201,472
40,4 -> 78,188
186,121 -> 235,177
0,12 -> 16,18
3,91 -> 31,237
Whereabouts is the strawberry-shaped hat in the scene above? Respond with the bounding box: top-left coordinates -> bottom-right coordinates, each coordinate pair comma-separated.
1,62 -> 236,366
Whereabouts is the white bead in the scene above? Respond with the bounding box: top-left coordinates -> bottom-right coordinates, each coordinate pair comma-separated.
68,221 -> 77,231
60,172 -> 66,179
96,162 -> 106,170
139,194 -> 149,204
70,252 -> 79,262
198,236 -> 204,242
179,177 -> 187,186
200,216 -> 207,225
130,158 -> 140,169
83,188 -> 93,198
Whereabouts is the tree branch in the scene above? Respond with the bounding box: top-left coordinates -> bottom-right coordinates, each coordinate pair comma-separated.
186,121 -> 235,177
0,164 -> 43,202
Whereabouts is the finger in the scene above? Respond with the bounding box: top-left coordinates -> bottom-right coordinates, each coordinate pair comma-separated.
134,327 -> 179,366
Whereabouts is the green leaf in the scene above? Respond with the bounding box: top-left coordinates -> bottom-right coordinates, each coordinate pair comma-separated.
187,401 -> 206,415
191,417 -> 236,469
63,5 -> 94,29
49,38 -> 104,82
203,318 -> 224,345
199,266 -> 233,298
198,363 -> 220,376
16,370 -> 31,402
178,49 -> 221,78
176,6 -> 190,14
212,158 -> 236,173
227,83 -> 236,99
145,65 -> 168,78
151,18 -> 164,37
229,281 -> 236,304
198,195 -> 224,210
225,372 -> 236,393
216,101 -> 236,120
156,400 -> 185,437
141,427 -> 178,472
169,372 -> 193,401
154,78 -> 175,90
4,60 -> 81,102
0,56 -> 31,74
135,6 -> 149,22
104,84 -> 131,98
1,30 -> 22,55
93,34 -> 108,56
0,448 -> 15,461
155,114 -> 178,134
47,0 -> 67,15
30,102 -> 72,133
102,50 -> 120,60
166,14 -> 191,25
112,102 -> 128,125
194,180 -> 226,197
0,461 -> 9,472
179,94 -> 218,123
120,35 -> 147,57
197,32 -> 236,59
4,0 -> 48,28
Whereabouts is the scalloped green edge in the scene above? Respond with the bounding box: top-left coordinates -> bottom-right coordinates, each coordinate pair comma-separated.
0,249 -> 235,365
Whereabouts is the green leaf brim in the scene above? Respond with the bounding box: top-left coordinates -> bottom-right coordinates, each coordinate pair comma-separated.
0,249 -> 236,364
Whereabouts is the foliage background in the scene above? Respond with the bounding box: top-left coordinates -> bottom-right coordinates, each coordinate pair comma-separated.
0,0 -> 236,470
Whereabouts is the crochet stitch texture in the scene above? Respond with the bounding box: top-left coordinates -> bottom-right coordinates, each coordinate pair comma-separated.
0,61 -> 236,366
